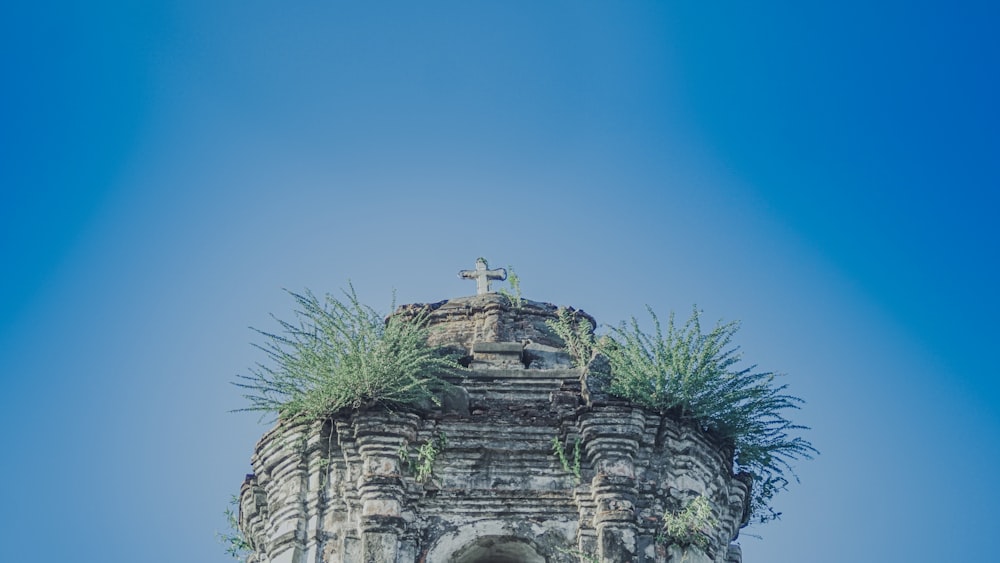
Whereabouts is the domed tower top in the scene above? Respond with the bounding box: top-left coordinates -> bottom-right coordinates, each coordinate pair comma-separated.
395,292 -> 594,371
236,268 -> 750,563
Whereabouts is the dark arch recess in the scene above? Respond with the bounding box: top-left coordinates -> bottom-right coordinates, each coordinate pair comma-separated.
449,535 -> 546,563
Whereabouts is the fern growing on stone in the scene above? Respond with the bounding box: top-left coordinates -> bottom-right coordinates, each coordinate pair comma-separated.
234,286 -> 462,422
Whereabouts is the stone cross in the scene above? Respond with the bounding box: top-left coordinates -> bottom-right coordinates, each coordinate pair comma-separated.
458,258 -> 507,295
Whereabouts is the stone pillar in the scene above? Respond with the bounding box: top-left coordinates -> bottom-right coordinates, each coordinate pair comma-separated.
581,407 -> 646,562
352,412 -> 418,563
256,421 -> 312,563
239,475 -> 268,563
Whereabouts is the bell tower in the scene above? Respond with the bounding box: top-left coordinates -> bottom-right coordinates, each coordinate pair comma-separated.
237,289 -> 749,562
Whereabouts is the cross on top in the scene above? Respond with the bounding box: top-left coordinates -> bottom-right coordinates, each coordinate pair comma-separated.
458,258 -> 507,295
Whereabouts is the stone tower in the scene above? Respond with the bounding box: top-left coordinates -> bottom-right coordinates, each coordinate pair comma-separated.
237,294 -> 750,563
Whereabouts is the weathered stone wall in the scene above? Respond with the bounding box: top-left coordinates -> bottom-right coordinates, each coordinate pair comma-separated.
395,295 -> 595,355
239,294 -> 749,563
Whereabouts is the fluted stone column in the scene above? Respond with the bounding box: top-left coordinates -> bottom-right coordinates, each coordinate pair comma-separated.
254,421 -> 313,563
581,407 -> 647,562
239,476 -> 268,563
353,412 -> 419,563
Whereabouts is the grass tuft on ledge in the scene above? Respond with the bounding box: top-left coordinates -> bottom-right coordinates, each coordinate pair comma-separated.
234,286 -> 461,422
550,305 -> 816,526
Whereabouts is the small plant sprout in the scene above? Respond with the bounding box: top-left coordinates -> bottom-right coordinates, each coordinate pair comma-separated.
218,494 -> 255,562
499,264 -> 523,308
551,436 -> 582,483
546,308 -> 597,369
402,432 -> 447,483
661,495 -> 718,551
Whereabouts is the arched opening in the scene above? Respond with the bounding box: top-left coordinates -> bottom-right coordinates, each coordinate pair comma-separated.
449,535 -> 545,563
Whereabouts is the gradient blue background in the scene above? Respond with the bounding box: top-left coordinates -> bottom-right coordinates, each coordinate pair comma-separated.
2,2 -> 997,561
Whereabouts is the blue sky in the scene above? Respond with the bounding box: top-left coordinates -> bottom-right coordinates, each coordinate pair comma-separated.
1,2 -> 997,561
